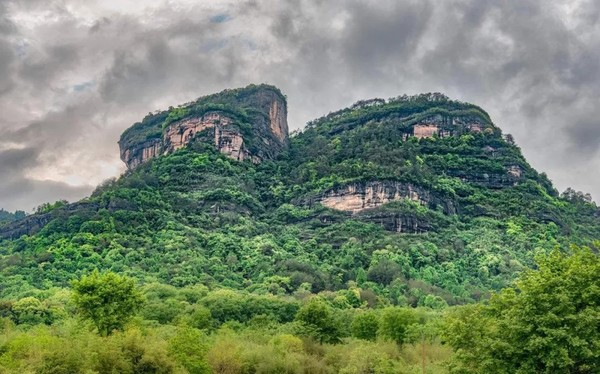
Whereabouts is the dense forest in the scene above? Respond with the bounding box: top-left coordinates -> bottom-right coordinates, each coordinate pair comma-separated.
1,84 -> 599,373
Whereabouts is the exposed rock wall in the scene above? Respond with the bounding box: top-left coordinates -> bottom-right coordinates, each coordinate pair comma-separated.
362,212 -> 433,234
307,181 -> 457,234
315,181 -> 457,215
269,99 -> 288,143
410,114 -> 489,139
164,113 -> 233,152
120,139 -> 162,170
414,124 -> 440,139
0,202 -> 100,240
448,165 -> 524,188
215,127 -> 252,161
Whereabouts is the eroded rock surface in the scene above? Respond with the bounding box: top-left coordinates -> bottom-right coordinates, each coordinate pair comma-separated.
269,99 -> 288,143
121,139 -> 162,170
316,181 -> 457,214
164,113 -> 233,152
411,115 -> 489,139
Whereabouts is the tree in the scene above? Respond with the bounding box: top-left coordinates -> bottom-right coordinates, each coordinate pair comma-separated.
294,299 -> 342,343
379,307 -> 418,345
351,311 -> 379,341
169,326 -> 210,374
561,187 -> 594,205
445,246 -> 600,373
11,297 -> 53,325
72,270 -> 144,336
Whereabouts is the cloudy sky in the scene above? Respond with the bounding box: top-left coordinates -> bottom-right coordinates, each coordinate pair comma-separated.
0,0 -> 599,212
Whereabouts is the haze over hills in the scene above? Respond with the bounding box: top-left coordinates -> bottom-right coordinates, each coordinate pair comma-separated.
1,84 -> 598,304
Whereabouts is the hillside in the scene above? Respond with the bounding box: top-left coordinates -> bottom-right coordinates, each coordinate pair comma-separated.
1,84 -> 598,307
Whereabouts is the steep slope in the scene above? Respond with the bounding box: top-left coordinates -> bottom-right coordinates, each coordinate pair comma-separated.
1,86 -> 598,307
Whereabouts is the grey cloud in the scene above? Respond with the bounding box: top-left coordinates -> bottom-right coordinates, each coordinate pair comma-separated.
0,178 -> 92,212
0,1 -> 16,97
339,1 -> 433,78
0,2 -> 15,35
0,40 -> 16,95
0,147 -> 92,211
567,118 -> 600,156
0,147 -> 39,178
18,43 -> 80,86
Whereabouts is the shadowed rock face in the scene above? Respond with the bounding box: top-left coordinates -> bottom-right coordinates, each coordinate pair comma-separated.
0,202 -> 100,240
119,85 -> 289,169
412,115 -> 489,139
120,139 -> 163,170
447,165 -> 524,189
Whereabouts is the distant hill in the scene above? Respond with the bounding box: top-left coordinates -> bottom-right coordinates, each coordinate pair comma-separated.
1,84 -> 598,306
0,209 -> 26,225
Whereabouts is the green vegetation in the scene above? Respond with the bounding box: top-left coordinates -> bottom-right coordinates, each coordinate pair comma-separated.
72,270 -> 144,336
1,86 -> 600,372
0,210 -> 26,226
1,246 -> 597,372
3,88 -> 599,304
445,245 -> 600,373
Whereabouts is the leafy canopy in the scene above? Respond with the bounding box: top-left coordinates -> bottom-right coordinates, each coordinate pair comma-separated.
445,245 -> 600,373
72,270 -> 144,336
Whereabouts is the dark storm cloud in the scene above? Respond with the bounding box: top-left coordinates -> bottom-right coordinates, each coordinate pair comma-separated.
0,2 -> 16,96
339,1 -> 433,78
0,178 -> 91,212
1,0 -> 600,212
568,118 -> 600,155
0,147 -> 91,211
0,148 -> 40,178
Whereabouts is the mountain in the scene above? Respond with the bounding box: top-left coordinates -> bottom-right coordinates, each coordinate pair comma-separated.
1,84 -> 598,305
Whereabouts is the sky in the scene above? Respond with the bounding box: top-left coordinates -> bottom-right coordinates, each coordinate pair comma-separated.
0,0 -> 599,212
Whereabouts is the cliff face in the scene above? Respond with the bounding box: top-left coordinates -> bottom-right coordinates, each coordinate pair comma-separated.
120,139 -> 162,170
119,84 -> 289,169
310,181 -> 457,233
316,181 -> 456,215
411,114 -> 490,139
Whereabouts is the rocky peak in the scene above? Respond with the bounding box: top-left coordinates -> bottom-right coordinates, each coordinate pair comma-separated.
119,84 -> 289,170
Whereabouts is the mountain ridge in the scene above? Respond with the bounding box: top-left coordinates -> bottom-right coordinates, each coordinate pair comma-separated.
0,84 -> 597,307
